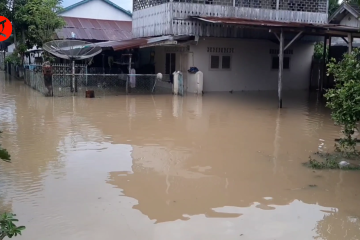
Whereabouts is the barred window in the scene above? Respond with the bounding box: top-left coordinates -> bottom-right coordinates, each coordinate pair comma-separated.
210,55 -> 231,70
272,57 -> 290,70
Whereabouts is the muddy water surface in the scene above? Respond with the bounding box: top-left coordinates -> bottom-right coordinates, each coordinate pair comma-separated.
0,73 -> 359,240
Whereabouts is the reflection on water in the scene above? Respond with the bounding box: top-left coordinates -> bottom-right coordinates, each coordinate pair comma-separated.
0,73 -> 359,239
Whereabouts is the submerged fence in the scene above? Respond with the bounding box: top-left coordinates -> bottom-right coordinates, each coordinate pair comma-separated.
24,64 -> 173,97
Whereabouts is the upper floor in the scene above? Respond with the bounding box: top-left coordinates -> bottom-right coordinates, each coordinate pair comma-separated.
132,0 -> 329,37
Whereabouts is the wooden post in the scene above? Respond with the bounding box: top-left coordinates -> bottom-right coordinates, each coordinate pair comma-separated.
326,37 -> 332,89
278,29 -> 284,108
320,36 -> 327,93
348,33 -> 353,53
72,60 -> 75,93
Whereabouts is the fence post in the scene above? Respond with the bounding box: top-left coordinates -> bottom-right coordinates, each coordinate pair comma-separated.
126,75 -> 129,94
51,75 -> 54,97
72,60 -> 75,94
85,65 -> 88,86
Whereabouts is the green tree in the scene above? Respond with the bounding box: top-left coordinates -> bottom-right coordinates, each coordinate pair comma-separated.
18,0 -> 65,49
325,49 -> 360,153
2,0 -> 64,64
313,42 -> 328,61
329,0 -> 339,15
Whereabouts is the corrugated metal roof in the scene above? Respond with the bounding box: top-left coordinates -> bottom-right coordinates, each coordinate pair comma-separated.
92,38 -> 183,51
92,39 -> 148,51
56,17 -> 132,41
192,16 -> 360,36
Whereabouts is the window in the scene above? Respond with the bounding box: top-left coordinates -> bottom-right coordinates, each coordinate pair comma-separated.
272,56 -> 290,70
210,55 -> 231,70
222,56 -> 231,69
211,56 -> 220,69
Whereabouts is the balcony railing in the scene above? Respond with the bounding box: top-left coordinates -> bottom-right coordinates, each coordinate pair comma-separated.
134,0 -> 327,13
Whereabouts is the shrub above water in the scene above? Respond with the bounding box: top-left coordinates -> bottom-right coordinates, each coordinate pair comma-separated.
325,48 -> 360,153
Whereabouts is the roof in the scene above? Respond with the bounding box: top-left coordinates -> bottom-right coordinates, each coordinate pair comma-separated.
56,17 -> 132,41
92,35 -> 192,51
192,16 -> 360,37
59,0 -> 132,17
329,2 -> 360,24
92,39 -> 148,51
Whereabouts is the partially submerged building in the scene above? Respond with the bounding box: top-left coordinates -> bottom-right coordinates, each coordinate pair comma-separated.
127,0 -> 360,107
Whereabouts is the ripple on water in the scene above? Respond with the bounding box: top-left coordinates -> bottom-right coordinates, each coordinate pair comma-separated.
0,77 -> 359,240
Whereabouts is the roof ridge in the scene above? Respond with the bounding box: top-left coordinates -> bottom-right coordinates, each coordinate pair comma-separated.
59,0 -> 132,17
62,16 -> 130,22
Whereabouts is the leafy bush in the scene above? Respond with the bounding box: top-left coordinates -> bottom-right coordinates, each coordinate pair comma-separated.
325,48 -> 360,153
4,54 -> 21,66
313,42 -> 328,61
0,214 -> 25,240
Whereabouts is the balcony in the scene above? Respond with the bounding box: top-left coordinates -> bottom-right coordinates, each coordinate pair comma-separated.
132,0 -> 328,37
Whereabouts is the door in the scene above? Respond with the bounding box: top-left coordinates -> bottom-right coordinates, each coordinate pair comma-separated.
165,53 -> 176,83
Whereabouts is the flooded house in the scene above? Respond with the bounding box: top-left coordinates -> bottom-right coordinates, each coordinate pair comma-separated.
130,0 -> 360,103
131,0 -> 330,94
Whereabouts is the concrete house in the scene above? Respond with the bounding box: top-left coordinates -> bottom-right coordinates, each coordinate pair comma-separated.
132,0 -> 330,94
129,0 -> 360,104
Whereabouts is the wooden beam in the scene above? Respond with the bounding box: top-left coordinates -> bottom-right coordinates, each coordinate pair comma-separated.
341,36 -> 349,44
348,33 -> 353,53
278,29 -> 284,109
321,36 -> 327,93
273,32 -> 280,41
284,31 -> 303,51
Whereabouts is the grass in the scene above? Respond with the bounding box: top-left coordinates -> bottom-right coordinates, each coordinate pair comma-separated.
306,152 -> 360,170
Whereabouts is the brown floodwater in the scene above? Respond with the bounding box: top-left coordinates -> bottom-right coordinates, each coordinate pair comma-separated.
0,72 -> 359,240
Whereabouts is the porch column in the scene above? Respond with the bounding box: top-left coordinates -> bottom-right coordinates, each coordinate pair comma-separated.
321,36 -> 327,93
348,33 -> 353,53
278,29 -> 284,109
326,37 -> 332,89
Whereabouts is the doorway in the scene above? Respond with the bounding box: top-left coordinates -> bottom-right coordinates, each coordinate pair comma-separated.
165,53 -> 176,83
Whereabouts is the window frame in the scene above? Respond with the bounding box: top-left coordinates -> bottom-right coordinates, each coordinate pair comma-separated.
209,54 -> 232,71
271,56 -> 291,71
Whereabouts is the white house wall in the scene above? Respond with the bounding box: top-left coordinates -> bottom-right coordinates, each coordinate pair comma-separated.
340,13 -> 360,28
154,38 -> 314,92
59,0 -> 132,21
